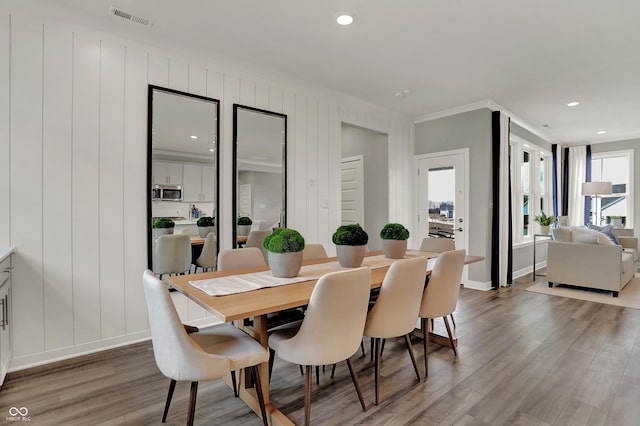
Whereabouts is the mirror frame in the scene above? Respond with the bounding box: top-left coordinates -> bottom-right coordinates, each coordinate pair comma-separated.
232,104 -> 287,247
147,85 -> 220,270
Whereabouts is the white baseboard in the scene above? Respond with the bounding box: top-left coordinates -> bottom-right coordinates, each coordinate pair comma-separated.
462,279 -> 492,291
9,316 -> 223,372
513,261 -> 547,281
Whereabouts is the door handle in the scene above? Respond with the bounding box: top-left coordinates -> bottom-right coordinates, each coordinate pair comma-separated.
456,227 -> 463,232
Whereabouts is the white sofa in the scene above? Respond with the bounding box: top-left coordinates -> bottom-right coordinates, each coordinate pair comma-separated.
546,226 -> 638,297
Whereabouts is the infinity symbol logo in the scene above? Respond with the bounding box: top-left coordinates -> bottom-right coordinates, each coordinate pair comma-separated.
8,407 -> 28,416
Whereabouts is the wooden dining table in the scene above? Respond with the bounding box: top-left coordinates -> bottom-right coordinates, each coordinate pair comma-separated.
166,250 -> 483,425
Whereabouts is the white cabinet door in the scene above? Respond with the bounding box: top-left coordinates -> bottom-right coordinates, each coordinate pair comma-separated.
153,161 -> 183,185
182,164 -> 202,202
201,165 -> 215,202
0,257 -> 11,386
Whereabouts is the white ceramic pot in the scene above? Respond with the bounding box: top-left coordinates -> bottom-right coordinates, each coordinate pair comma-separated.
268,251 -> 303,278
540,225 -> 550,235
237,224 -> 251,236
382,239 -> 407,259
336,245 -> 366,268
198,226 -> 215,238
154,227 -> 174,237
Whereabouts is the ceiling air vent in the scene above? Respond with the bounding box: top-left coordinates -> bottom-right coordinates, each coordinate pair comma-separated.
109,6 -> 154,28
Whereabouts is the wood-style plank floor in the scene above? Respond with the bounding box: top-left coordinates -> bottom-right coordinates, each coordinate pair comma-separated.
2,273 -> 640,425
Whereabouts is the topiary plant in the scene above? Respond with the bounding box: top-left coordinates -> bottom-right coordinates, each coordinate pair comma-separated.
380,223 -> 410,240
196,216 -> 215,227
263,228 -> 305,253
152,217 -> 175,229
332,223 -> 369,246
237,216 -> 253,226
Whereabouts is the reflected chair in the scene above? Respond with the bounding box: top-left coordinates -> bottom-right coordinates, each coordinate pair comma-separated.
245,230 -> 270,264
269,268 -> 371,426
302,243 -> 328,261
179,227 -> 199,236
363,257 -> 428,404
154,234 -> 192,279
419,249 -> 465,378
419,237 -> 457,327
142,271 -> 268,426
195,232 -> 216,272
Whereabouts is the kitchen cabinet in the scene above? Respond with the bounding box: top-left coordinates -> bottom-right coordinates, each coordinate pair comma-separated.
153,161 -> 183,185
0,254 -> 12,387
183,164 -> 215,202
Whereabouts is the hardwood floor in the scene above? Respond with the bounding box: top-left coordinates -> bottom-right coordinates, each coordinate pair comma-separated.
2,273 -> 640,425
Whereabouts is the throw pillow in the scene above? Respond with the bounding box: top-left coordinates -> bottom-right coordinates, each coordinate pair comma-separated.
551,226 -> 572,242
587,224 -> 621,245
570,226 -> 598,244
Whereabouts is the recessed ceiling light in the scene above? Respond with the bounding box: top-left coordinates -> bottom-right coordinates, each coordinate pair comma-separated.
336,14 -> 354,26
567,101 -> 580,107
596,130 -> 607,134
190,135 -> 198,139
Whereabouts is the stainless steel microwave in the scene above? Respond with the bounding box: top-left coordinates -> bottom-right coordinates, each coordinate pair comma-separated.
152,185 -> 183,201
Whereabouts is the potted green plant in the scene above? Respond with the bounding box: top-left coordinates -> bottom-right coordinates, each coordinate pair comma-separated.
196,216 -> 215,237
380,223 -> 410,259
263,228 -> 306,278
152,217 -> 175,236
534,211 -> 556,235
332,223 -> 369,267
237,216 -> 253,237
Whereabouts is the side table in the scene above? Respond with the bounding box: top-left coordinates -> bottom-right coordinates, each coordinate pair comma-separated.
533,233 -> 553,277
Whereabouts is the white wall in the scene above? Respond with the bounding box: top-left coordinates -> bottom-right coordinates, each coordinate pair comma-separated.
0,5 -> 414,369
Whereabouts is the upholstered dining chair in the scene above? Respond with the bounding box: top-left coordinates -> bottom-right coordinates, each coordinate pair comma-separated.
363,256 -> 428,404
302,243 -> 328,260
245,230 -> 270,264
418,249 -> 465,378
217,247 -> 266,271
142,271 -> 268,426
154,234 -> 192,279
269,267 -> 371,426
419,237 -> 458,327
194,232 -> 216,272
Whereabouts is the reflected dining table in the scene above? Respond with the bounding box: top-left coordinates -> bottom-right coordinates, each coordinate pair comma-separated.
166,250 -> 483,425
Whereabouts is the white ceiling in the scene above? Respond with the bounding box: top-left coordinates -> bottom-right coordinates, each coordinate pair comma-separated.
21,0 -> 640,145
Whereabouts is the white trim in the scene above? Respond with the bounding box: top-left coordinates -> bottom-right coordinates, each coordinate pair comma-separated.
414,99 -> 553,145
512,261 -> 547,281
9,316 -> 223,372
591,149 -> 634,229
462,279 -> 492,291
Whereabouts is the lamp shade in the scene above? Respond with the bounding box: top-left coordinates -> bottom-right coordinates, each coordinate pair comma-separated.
582,181 -> 612,196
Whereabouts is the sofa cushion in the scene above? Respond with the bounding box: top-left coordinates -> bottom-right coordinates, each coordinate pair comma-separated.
588,224 -> 621,245
623,248 -> 638,262
552,226 -> 572,242
622,252 -> 634,274
571,227 -> 598,244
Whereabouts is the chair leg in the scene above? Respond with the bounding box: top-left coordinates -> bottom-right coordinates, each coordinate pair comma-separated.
380,338 -> 386,358
316,365 -> 320,385
450,313 -> 456,328
251,366 -> 269,426
304,365 -> 312,426
422,317 -> 429,379
186,381 -> 198,426
403,334 -> 421,381
370,337 -> 374,361
231,370 -> 238,397
360,340 -> 366,357
268,348 -> 276,383
299,365 -> 304,376
443,315 -> 457,356
346,358 -> 367,412
331,363 -> 337,378
374,337 -> 381,405
162,379 -> 177,422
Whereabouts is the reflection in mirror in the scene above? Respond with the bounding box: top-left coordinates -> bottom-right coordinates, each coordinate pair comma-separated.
147,86 -> 219,272
233,105 -> 287,248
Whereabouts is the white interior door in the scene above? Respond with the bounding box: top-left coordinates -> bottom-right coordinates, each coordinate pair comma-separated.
417,150 -> 468,255
341,156 -> 364,226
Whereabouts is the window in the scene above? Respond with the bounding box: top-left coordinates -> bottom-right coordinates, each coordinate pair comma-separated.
511,136 -> 552,242
590,150 -> 634,228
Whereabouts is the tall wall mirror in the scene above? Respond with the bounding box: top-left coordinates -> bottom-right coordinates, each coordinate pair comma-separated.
232,104 -> 287,247
147,85 -> 220,271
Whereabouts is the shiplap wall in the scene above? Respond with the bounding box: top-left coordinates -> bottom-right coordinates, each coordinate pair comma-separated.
0,6 -> 414,369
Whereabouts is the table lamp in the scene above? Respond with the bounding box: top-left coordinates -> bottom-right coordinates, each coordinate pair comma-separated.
582,181 -> 612,226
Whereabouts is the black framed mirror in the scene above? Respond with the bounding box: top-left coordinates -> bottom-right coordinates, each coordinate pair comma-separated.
147,85 -> 220,271
232,104 -> 287,247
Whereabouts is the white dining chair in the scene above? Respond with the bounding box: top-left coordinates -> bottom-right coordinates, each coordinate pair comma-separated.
302,243 -> 328,260
419,249 -> 465,378
269,267 -> 371,426
154,234 -> 192,279
245,230 -> 270,264
217,247 -> 265,271
363,256 -> 428,404
419,237 -> 458,327
142,270 -> 269,426
194,232 -> 216,272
